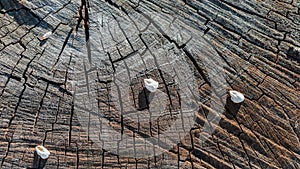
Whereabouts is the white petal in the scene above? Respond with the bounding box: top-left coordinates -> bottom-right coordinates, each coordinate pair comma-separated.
35,145 -> 50,159
144,78 -> 159,92
229,90 -> 245,103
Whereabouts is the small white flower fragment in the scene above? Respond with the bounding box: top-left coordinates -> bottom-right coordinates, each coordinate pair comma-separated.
41,31 -> 52,40
229,90 -> 245,103
35,145 -> 50,159
144,78 -> 159,92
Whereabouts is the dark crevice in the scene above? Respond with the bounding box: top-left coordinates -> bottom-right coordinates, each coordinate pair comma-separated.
0,139 -> 12,167
0,0 -> 50,28
33,83 -> 49,128
105,0 -> 128,15
51,28 -> 74,70
182,48 -> 211,86
203,27 -> 210,35
107,52 -> 116,72
68,87 -> 75,147
53,0 -> 72,14
113,50 -> 138,63
38,76 -> 64,86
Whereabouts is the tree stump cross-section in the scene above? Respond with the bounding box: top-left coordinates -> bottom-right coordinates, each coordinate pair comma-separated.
0,0 -> 299,168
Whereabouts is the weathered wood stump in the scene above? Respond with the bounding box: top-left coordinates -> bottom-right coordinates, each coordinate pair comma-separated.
0,0 -> 299,168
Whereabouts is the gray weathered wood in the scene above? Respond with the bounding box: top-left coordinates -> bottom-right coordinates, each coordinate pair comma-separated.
0,0 -> 299,168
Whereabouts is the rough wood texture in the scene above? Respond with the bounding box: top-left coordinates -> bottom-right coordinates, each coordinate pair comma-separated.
0,0 -> 300,168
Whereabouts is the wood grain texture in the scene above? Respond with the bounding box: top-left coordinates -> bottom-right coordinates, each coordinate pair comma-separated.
0,0 -> 299,168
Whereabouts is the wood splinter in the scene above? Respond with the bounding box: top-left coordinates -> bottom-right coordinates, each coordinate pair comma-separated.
144,78 -> 159,92
35,145 -> 50,159
229,90 -> 245,103
40,31 -> 52,41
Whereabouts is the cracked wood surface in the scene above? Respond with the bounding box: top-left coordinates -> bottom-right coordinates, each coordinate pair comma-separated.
0,0 -> 300,168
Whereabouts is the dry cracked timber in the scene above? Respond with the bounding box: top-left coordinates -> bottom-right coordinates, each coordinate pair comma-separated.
0,0 -> 299,168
